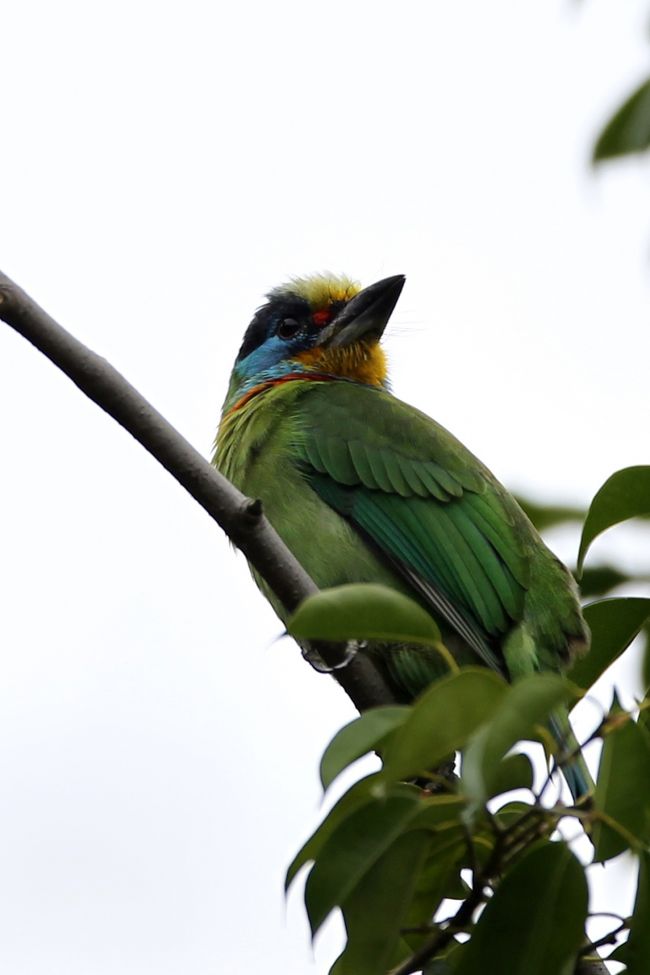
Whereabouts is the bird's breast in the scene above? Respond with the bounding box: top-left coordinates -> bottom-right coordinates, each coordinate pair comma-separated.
214,383 -> 401,612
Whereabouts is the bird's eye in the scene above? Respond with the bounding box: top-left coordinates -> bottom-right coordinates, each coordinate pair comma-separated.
277,318 -> 301,340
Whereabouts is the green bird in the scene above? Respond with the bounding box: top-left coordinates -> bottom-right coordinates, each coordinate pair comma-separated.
214,273 -> 592,800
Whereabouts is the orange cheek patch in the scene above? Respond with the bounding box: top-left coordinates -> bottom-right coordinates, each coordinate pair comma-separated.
295,348 -> 324,367
295,344 -> 388,387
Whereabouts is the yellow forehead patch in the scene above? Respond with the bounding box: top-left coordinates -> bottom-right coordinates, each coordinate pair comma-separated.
269,273 -> 361,310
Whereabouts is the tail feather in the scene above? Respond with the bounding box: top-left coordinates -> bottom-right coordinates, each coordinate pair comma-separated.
549,710 -> 594,804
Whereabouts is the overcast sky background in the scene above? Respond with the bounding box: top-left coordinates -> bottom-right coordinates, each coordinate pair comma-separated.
1,1 -> 649,972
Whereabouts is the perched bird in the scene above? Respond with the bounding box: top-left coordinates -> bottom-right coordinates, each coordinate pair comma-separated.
214,273 -> 592,800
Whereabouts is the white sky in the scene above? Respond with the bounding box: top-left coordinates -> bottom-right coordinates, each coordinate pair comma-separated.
1,1 -> 649,972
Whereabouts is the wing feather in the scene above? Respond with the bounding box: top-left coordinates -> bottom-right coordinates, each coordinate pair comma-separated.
347,440 -> 378,488
295,382 -> 529,672
381,451 -> 412,496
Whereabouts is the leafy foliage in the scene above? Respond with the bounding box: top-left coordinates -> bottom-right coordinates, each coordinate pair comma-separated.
617,851 -> 650,974
319,707 -> 409,791
570,597 -> 650,692
593,696 -> 650,862
577,466 -> 650,574
380,670 -> 505,783
593,77 -> 650,162
454,843 -> 588,975
286,467 -> 650,973
461,673 -> 576,808
289,583 -> 444,648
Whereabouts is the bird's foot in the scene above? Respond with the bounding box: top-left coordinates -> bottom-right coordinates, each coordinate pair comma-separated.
301,639 -> 367,673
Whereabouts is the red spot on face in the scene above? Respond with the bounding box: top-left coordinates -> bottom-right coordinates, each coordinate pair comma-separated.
312,310 -> 331,327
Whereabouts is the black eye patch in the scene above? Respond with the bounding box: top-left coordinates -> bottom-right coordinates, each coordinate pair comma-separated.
236,296 -> 310,362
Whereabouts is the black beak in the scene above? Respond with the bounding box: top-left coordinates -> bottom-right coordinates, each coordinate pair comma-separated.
320,274 -> 405,348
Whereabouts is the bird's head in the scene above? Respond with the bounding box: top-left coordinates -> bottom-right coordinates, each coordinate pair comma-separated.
224,273 -> 405,411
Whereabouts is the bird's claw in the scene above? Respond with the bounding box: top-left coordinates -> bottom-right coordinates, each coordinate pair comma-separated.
302,639 -> 366,673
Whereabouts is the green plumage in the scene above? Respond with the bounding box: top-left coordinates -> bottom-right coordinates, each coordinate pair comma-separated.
216,380 -> 587,679
215,274 -> 592,800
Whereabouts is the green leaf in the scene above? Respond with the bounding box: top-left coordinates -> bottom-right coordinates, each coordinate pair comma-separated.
381,668 -> 507,783
285,773 -> 410,890
423,943 -> 464,975
608,942 -> 629,965
462,674 -> 576,805
304,795 -> 420,935
593,700 -> 650,862
403,829 -> 467,940
411,794 -> 467,830
331,829 -> 431,975
625,850 -> 650,975
455,843 -> 588,975
494,800 -> 535,830
288,583 -> 443,647
593,77 -> 650,162
319,706 -> 409,791
643,630 -> 650,693
486,752 -> 534,799
408,797 -> 476,903
578,467 -> 650,574
570,598 -> 650,692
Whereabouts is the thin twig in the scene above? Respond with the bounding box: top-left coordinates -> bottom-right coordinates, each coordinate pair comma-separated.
578,920 -> 628,954
393,803 -> 611,975
391,884 -> 486,975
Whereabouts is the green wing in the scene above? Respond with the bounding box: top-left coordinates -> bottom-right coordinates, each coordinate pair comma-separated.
294,382 -> 531,672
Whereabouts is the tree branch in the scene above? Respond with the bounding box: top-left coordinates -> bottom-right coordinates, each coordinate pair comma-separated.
0,269 -> 396,711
